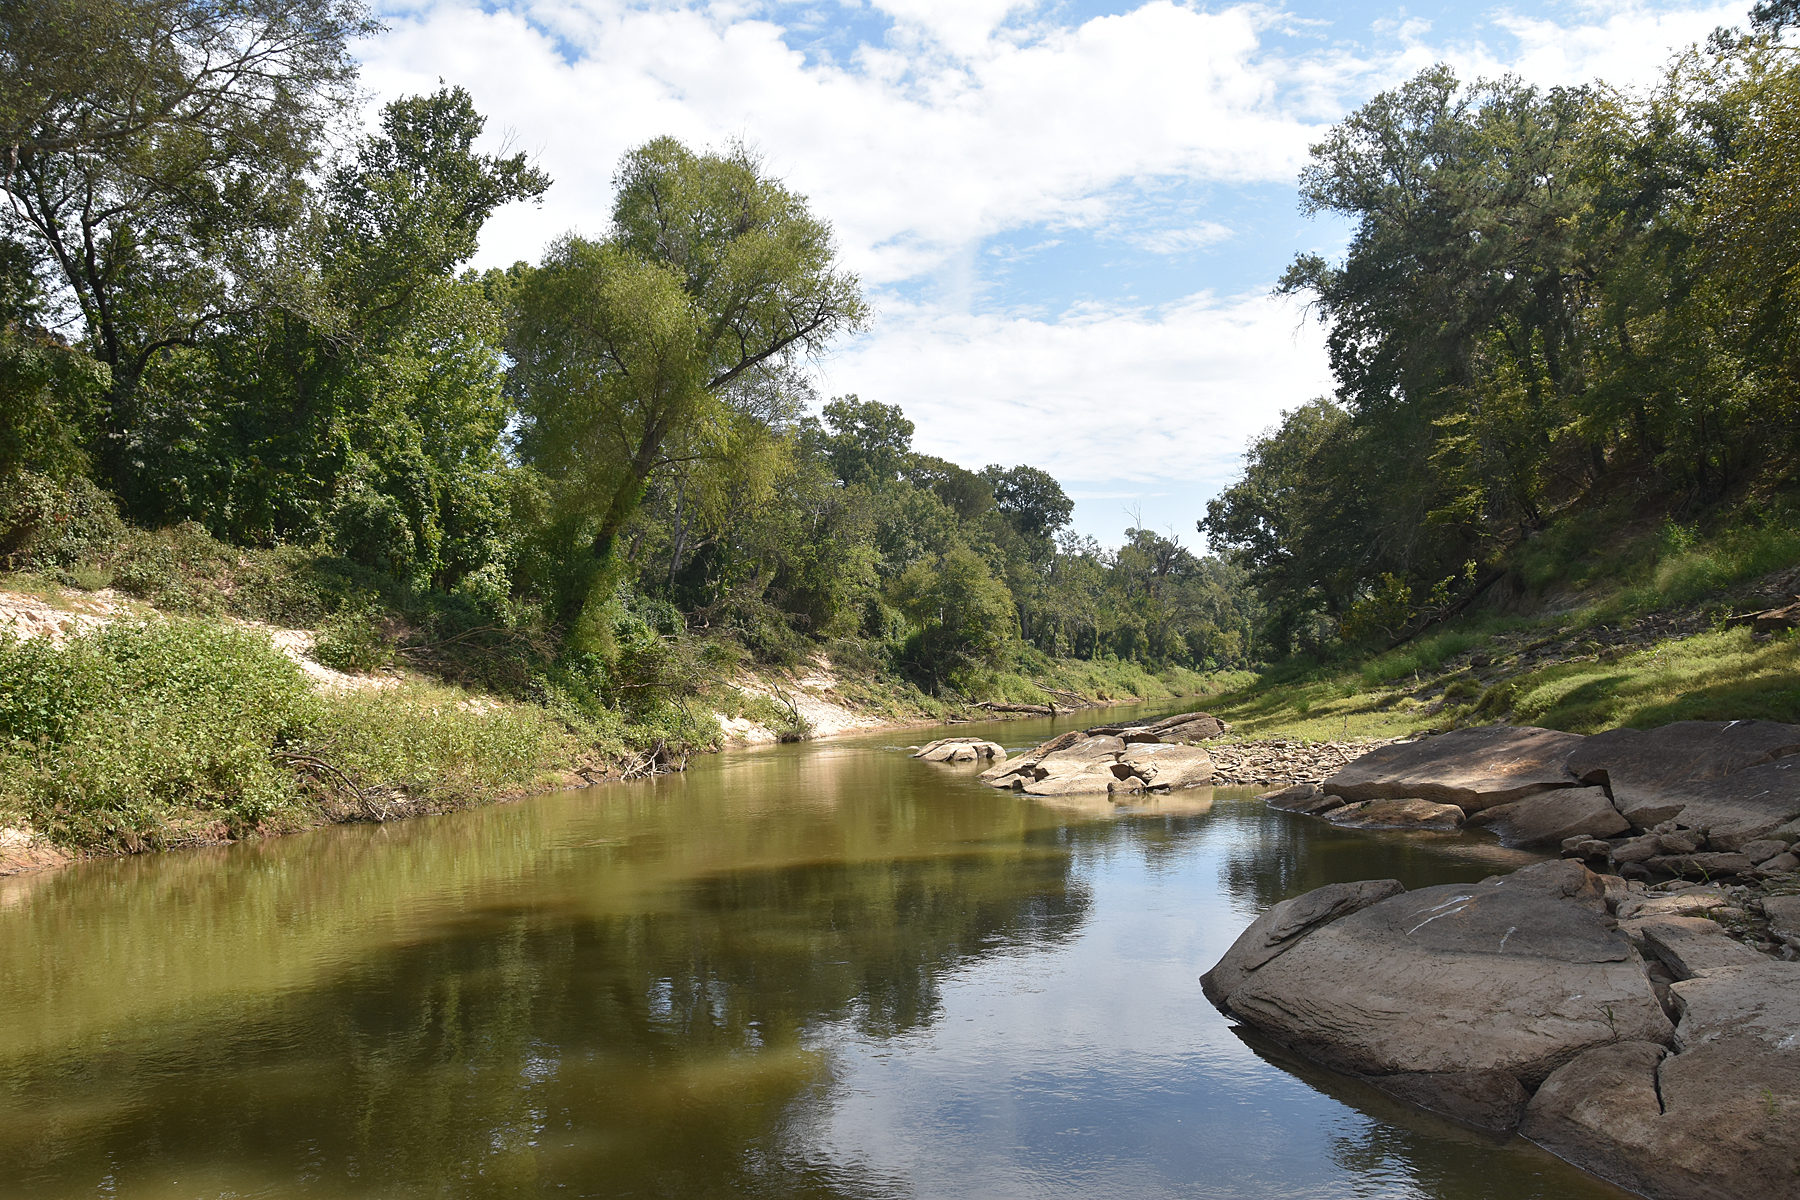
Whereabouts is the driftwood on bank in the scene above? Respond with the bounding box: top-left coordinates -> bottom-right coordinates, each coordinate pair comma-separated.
975,702 -> 1055,714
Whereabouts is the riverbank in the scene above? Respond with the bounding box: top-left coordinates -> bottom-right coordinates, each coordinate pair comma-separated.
0,580 -> 1223,875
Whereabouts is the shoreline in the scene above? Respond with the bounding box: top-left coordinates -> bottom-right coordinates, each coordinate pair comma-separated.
0,696 -> 1191,880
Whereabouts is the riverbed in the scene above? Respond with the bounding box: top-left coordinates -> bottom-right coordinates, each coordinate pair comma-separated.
0,707 -> 1635,1198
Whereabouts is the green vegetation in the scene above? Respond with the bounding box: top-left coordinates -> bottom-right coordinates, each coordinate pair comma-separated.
0,619 -> 585,853
0,3 -> 1262,854
1202,40 -> 1800,658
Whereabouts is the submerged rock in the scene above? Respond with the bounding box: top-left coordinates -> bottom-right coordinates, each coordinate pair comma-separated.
1324,798 -> 1465,831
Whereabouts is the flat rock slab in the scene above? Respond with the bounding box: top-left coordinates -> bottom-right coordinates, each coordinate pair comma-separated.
1465,786 -> 1627,848
1201,879 -> 1405,1009
1323,725 -> 1588,812
1638,917 -> 1769,981
913,738 -> 1006,763
1324,798 -> 1464,831
1567,720 -> 1800,846
1523,962 -> 1800,1200
1212,867 -> 1671,1089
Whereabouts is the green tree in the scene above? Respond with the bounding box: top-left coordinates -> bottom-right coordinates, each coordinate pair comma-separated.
508,138 -> 866,621
0,0 -> 372,512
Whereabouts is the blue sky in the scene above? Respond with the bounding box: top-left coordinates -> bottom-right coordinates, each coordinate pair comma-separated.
360,0 -> 1749,546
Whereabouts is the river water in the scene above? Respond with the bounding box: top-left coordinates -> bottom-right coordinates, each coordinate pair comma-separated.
0,706 -> 1634,1199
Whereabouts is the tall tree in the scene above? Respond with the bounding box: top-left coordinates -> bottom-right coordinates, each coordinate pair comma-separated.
508,138 -> 866,619
0,0 -> 371,512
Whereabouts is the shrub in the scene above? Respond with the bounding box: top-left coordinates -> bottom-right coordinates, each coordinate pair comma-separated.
0,620 -> 321,849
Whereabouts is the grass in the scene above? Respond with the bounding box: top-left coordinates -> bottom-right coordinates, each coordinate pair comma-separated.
1493,626 -> 1800,731
0,618 -> 586,853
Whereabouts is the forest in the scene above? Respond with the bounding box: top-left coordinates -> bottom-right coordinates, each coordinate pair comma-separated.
0,0 -> 1257,730
1204,13 -> 1800,655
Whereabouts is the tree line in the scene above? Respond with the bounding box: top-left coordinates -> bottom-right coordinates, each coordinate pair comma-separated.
0,0 -> 1255,709
1202,15 -> 1800,654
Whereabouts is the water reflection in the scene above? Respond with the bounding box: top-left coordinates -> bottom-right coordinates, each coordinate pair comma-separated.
0,706 -> 1628,1198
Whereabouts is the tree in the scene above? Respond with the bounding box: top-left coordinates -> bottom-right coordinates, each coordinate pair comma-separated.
0,0 -> 372,511
814,395 -> 913,487
508,138 -> 866,618
888,545 -> 1016,691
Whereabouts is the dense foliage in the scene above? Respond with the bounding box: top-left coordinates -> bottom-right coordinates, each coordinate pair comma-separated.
0,0 -> 1256,775
1203,37 -> 1800,654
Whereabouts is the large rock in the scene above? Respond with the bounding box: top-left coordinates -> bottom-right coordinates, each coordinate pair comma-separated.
1119,742 -> 1213,790
1209,863 -> 1672,1093
1522,962 -> 1800,1200
1637,917 -> 1768,980
1322,725 -> 1589,812
1464,786 -> 1629,848
1200,879 -> 1405,1008
986,728 -> 1215,796
1763,894 -> 1800,944
913,737 -> 1006,763
1567,720 -> 1800,846
1324,798 -> 1465,831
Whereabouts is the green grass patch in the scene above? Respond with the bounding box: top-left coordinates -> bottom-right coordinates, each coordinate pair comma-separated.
1495,627 -> 1800,731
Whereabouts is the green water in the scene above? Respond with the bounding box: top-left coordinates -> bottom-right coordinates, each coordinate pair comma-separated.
0,707 -> 1633,1198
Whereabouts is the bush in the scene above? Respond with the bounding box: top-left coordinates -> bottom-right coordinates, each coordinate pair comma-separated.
0,620 -> 321,849
312,598 -> 394,672
0,471 -> 125,570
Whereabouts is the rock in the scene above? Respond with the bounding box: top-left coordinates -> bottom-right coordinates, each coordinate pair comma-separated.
1259,782 -> 1318,806
1638,917 -> 1769,980
913,737 -> 1006,763
1322,725 -> 1588,812
1609,834 -> 1662,864
1483,858 -> 1609,910
1211,873 -> 1672,1089
1370,1070 -> 1531,1134
1017,765 -> 1119,796
1614,889 -> 1727,922
977,730 -> 1085,785
1760,894 -> 1800,943
1567,720 -> 1800,845
1526,963 -> 1800,1200
1039,734 -> 1127,765
1761,852 -> 1800,874
1518,1041 -> 1677,1199
1118,742 -> 1213,790
1200,879 -> 1406,1009
1649,852 -> 1757,879
1087,711 -> 1229,742
1285,791 -> 1348,815
1465,786 -> 1628,849
1741,838 -> 1790,864
1324,798 -> 1465,831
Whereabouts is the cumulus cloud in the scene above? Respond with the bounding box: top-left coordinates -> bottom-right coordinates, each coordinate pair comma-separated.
356,0 -> 1749,540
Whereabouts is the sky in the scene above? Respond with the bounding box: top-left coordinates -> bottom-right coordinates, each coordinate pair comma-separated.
356,0 -> 1751,546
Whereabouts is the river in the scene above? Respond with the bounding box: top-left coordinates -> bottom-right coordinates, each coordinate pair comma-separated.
0,706 -> 1633,1198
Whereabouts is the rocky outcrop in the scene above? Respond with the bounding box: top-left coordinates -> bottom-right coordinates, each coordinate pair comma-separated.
912,737 -> 1006,763
1520,961 -> 1800,1200
1204,858 -> 1800,1196
1322,725 -> 1588,811
978,711 -> 1225,798
1274,720 -> 1800,881
1203,863 -> 1675,1133
1566,720 -> 1800,848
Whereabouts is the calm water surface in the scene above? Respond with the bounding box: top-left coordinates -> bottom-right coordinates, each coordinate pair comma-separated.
0,706 -> 1633,1198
